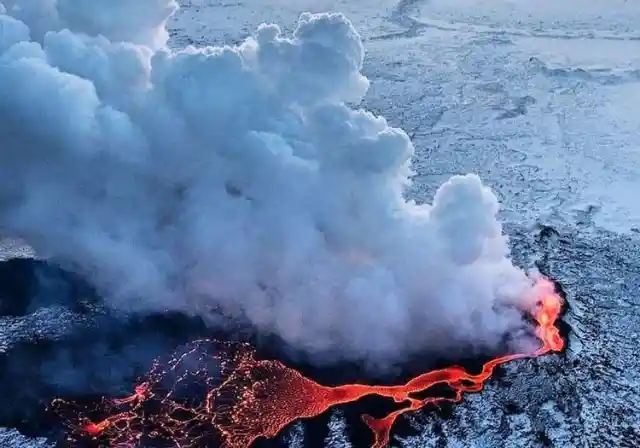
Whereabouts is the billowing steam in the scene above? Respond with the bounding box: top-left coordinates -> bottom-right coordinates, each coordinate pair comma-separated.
0,1 -> 538,367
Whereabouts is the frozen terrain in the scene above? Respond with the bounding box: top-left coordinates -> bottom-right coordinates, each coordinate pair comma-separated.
172,0 -> 640,235
1,0 -> 640,447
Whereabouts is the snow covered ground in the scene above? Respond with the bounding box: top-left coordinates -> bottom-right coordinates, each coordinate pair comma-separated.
173,0 -> 640,234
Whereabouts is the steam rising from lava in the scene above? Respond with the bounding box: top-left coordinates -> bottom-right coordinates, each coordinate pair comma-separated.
1,1 -> 537,366
53,278 -> 565,448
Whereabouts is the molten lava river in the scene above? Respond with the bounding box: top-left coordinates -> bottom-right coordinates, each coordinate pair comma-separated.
53,278 -> 565,447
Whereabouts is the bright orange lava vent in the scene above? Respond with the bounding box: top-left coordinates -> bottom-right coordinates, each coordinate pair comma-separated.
53,277 -> 565,448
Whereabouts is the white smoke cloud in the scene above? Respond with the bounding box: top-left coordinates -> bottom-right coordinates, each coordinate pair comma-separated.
0,1 -> 539,367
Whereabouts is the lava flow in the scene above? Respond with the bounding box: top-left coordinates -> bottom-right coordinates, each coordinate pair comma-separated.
52,278 -> 565,448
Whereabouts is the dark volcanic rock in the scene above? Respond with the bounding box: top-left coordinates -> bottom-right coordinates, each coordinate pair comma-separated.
0,254 -> 213,443
0,309 -> 213,438
0,258 -> 97,317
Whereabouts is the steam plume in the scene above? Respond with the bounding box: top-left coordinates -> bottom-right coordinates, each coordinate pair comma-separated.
0,1 -> 538,367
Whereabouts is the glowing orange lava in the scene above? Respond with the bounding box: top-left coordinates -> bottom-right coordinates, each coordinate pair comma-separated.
52,278 -> 565,448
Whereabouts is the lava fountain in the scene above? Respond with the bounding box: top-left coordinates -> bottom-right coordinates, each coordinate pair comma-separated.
52,278 -> 565,448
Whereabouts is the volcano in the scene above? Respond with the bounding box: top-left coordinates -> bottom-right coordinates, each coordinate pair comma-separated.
4,223 -> 637,448
50,278 -> 564,448
2,1 -> 640,447
0,250 -> 568,448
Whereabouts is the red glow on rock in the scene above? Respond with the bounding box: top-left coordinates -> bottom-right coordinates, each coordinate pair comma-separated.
52,278 -> 565,448
84,422 -> 109,435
